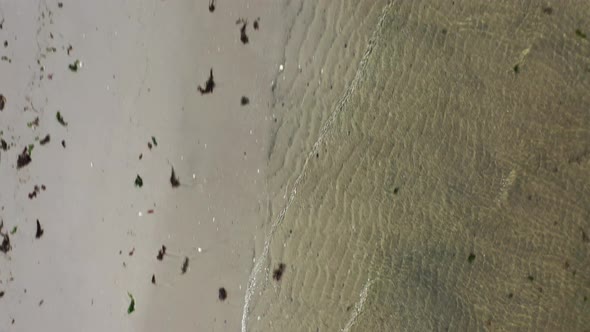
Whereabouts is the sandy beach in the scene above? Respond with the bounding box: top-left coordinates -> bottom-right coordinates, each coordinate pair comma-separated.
0,0 -> 286,331
2,0 -> 590,331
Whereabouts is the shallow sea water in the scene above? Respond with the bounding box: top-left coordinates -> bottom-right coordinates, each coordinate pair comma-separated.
246,1 -> 590,331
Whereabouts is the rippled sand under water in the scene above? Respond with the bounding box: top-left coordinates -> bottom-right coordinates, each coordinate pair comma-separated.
246,1 -> 590,331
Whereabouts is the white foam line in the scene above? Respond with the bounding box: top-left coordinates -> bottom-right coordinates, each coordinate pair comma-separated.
241,3 -> 392,331
342,279 -> 374,332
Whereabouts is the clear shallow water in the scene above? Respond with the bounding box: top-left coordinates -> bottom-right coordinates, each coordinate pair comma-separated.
246,1 -> 590,331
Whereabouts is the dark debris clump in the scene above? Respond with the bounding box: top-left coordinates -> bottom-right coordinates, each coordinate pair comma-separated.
240,96 -> 249,106
135,175 -> 143,188
56,111 -> 67,126
157,245 -> 166,260
39,134 -> 50,145
17,147 -> 32,169
218,287 -> 227,301
181,256 -> 189,274
170,167 -> 180,188
197,69 -> 215,95
236,19 -> 249,44
272,263 -> 286,281
35,219 -> 44,239
0,222 -> 11,253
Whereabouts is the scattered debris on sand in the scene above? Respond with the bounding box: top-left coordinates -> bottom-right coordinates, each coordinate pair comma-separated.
27,117 -> 39,129
28,184 -> 46,199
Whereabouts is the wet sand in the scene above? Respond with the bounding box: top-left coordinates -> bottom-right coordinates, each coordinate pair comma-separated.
0,0 -> 284,331
247,0 -> 590,331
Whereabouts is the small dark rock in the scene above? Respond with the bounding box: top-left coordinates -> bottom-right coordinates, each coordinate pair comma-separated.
181,257 -> 189,274
0,94 -> 5,111
170,167 -> 180,188
151,274 -> 156,284
218,287 -> 227,301
240,96 -> 250,106
157,245 -> 166,260
272,263 -> 286,281
35,219 -> 44,239
61,140 -> 66,148
253,18 -> 260,30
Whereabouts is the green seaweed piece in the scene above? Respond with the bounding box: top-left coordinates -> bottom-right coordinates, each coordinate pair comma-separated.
135,175 -> 143,188
127,292 -> 135,314
56,111 -> 68,126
